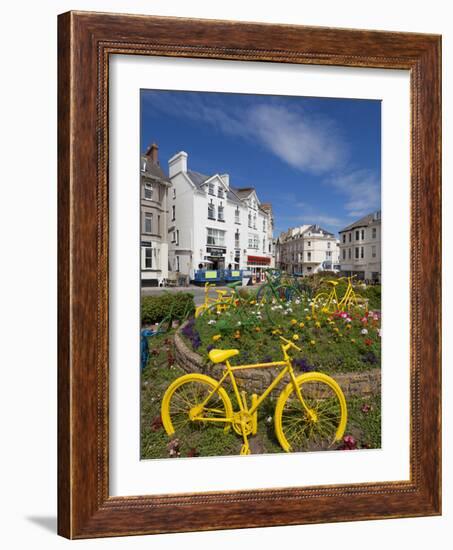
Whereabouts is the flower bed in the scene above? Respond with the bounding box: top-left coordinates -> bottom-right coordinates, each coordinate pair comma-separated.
181,296 -> 381,375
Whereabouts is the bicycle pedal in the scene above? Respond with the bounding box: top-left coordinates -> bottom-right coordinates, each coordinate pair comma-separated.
240,444 -> 251,455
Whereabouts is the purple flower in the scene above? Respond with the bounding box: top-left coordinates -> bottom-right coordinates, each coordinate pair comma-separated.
293,357 -> 314,372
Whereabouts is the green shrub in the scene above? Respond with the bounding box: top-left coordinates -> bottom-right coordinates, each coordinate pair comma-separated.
363,285 -> 381,311
141,292 -> 195,324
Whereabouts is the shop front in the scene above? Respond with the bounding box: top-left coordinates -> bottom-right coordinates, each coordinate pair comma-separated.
247,255 -> 271,283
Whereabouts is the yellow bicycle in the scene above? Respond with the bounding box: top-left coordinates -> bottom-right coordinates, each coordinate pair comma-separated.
311,275 -> 368,317
161,336 -> 347,455
194,282 -> 241,318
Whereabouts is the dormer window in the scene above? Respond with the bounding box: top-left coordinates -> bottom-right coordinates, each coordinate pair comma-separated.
217,187 -> 224,198
144,182 -> 153,200
235,207 -> 240,224
248,212 -> 252,228
208,183 -> 215,196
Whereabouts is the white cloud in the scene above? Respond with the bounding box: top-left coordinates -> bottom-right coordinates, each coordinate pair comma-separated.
247,104 -> 346,174
326,170 -> 380,217
143,92 -> 347,175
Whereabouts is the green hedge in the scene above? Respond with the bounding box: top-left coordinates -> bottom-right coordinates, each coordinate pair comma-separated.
141,292 -> 195,324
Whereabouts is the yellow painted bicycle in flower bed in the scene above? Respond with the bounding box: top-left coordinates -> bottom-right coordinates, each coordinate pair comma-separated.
161,336 -> 347,455
311,275 -> 368,317
194,281 -> 244,318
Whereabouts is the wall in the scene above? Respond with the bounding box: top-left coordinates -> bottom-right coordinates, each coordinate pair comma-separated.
0,1 -> 450,549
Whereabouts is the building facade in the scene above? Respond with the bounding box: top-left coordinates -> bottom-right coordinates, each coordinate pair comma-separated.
140,143 -> 171,287
276,225 -> 339,276
338,210 -> 381,282
167,151 -> 274,280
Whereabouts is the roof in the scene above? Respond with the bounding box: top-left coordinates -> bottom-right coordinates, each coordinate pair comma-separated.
277,224 -> 335,243
186,170 -> 243,205
339,211 -> 381,232
231,187 -> 255,199
141,155 -> 170,183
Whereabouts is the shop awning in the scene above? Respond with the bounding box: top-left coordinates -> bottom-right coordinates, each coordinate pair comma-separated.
247,255 -> 271,266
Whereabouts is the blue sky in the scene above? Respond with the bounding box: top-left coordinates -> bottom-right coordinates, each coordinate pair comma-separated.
141,90 -> 381,236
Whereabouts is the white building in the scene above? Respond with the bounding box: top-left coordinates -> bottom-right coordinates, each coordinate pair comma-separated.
167,151 -> 274,280
276,224 -> 339,276
338,210 -> 381,282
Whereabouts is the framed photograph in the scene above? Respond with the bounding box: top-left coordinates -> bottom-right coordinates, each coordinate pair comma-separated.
58,11 -> 441,538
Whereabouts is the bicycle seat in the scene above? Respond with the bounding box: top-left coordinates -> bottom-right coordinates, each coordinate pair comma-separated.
209,349 -> 240,364
215,290 -> 228,296
326,280 -> 339,286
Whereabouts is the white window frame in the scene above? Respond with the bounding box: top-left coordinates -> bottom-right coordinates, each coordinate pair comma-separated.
144,182 -> 153,200
144,212 -> 152,234
171,205 -> 175,221
141,246 -> 153,269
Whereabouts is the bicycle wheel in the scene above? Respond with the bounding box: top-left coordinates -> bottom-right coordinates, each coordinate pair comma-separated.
311,292 -> 332,317
161,373 -> 234,436
274,372 -> 347,452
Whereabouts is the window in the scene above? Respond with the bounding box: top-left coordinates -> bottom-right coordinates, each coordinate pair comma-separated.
248,212 -> 252,228
349,232 -> 352,242
348,248 -> 352,259
372,245 -> 376,258
157,215 -> 161,235
342,234 -> 346,243
342,249 -> 346,260
144,182 -> 153,200
176,230 -> 180,246
208,183 -> 215,196
355,247 -> 359,259
217,187 -> 224,198
175,256 -> 180,271
253,214 -> 257,229
235,207 -> 240,224
326,251 -> 332,258
235,230 -> 240,248
142,246 -> 152,269
248,234 -> 254,248
218,203 -> 224,221
360,246 -> 364,259
327,241 -> 331,249
173,188 -> 176,199
307,241 -> 311,247
144,212 -> 152,233
254,235 -> 259,249
355,230 -> 360,240
142,160 -> 147,172
263,239 -> 266,253
171,205 -> 175,221
263,219 -> 266,232
361,229 -> 365,240
208,202 -> 215,220
207,228 -> 225,246
372,227 -> 377,239
307,252 -> 312,261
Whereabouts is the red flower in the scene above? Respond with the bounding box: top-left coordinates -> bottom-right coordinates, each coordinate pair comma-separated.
151,415 -> 163,431
340,435 -> 357,450
364,338 -> 373,346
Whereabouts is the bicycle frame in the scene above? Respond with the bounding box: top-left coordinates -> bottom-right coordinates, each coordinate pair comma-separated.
192,347 -> 312,423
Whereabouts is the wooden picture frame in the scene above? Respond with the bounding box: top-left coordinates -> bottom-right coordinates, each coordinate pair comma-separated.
58,11 -> 441,538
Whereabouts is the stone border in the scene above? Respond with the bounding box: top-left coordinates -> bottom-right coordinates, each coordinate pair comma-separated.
174,325 -> 381,398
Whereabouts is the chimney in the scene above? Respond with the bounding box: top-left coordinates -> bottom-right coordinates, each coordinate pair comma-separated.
220,174 -> 230,189
145,143 -> 159,165
168,151 -> 188,178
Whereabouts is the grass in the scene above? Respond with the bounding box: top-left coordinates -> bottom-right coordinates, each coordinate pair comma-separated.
141,330 -> 381,459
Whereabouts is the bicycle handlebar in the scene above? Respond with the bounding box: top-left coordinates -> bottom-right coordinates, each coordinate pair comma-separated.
278,335 -> 302,352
